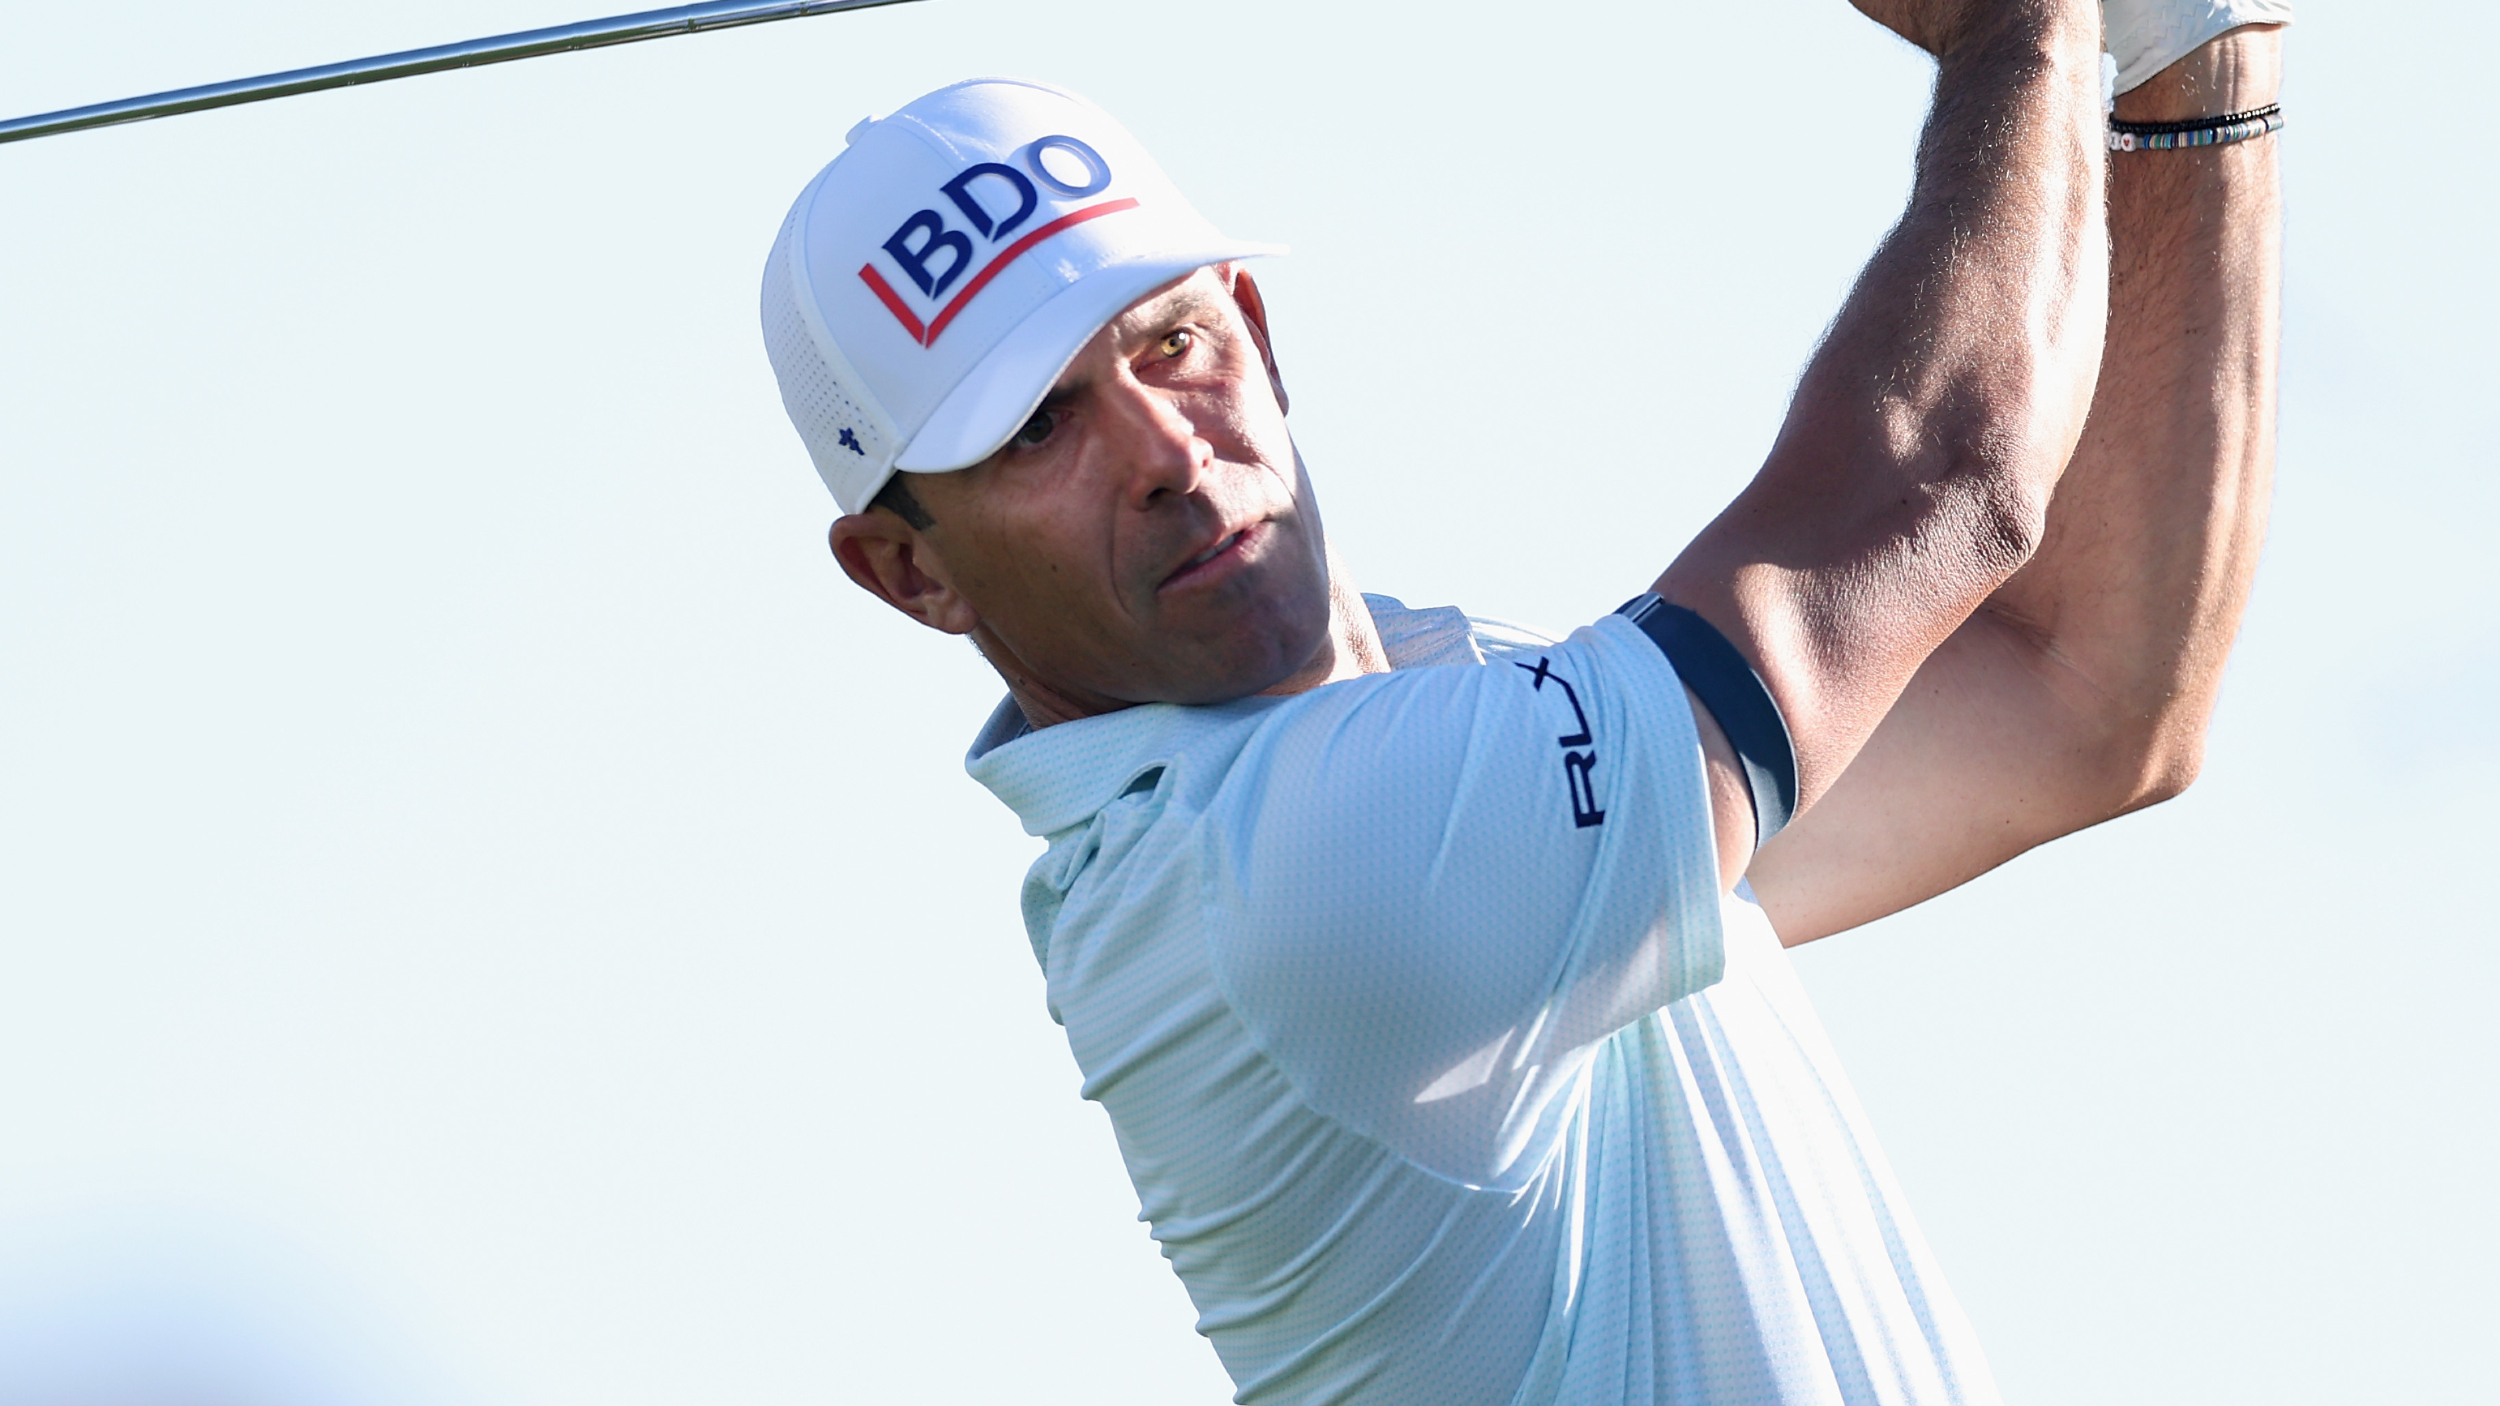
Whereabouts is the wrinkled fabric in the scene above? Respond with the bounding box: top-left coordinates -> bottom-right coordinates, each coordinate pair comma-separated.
966,597 -> 2001,1406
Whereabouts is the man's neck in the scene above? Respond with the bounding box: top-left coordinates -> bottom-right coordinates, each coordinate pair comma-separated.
998,567 -> 1389,731
1260,566 -> 1390,695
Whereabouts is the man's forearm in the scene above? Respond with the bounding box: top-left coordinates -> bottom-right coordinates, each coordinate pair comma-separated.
1977,26 -> 2284,804
1659,0 -> 2108,821
1747,25 -> 2285,942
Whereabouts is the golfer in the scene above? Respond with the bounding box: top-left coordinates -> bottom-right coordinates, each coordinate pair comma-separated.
760,0 -> 2286,1397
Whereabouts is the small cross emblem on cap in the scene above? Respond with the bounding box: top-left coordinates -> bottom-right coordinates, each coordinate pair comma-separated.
838,427 -> 864,455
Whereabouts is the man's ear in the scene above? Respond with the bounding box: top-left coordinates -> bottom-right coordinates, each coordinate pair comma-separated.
828,511 -> 981,636
1223,264 -> 1289,416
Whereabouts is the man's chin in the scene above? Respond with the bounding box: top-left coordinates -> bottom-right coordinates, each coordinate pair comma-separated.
1164,609 -> 1339,706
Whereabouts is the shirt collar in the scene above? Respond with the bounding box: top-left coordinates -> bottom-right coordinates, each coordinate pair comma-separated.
1361,593 -> 1485,669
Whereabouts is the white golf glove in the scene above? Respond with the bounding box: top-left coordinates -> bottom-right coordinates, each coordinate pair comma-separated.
2104,0 -> 2293,94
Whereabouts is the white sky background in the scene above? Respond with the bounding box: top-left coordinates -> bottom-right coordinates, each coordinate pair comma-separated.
0,0 -> 2490,1401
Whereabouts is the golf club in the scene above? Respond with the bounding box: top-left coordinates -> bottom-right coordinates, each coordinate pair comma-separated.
0,0 -> 924,147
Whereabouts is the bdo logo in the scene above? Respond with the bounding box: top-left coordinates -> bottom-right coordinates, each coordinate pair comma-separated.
856,135 -> 1137,347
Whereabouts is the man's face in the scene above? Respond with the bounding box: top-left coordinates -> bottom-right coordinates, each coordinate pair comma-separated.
836,265 -> 1337,711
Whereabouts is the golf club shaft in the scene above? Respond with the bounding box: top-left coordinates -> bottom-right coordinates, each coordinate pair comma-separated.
0,0 -> 921,146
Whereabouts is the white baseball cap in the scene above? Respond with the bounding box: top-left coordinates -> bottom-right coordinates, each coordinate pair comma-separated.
761,77 -> 1284,515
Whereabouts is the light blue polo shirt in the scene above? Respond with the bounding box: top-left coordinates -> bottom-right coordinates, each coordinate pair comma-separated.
967,597 -> 2000,1406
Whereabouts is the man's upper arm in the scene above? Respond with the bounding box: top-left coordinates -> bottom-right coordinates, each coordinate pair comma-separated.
1636,4 -> 2107,917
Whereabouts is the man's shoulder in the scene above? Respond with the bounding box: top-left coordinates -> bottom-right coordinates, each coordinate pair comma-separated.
969,596 -> 1574,838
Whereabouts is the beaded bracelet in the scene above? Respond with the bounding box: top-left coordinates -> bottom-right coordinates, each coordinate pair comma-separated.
2108,103 -> 2282,152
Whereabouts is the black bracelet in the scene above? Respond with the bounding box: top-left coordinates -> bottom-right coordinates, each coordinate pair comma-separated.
2108,103 -> 2282,152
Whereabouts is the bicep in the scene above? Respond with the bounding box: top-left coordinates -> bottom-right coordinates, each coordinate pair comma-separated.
1744,610 -> 2142,944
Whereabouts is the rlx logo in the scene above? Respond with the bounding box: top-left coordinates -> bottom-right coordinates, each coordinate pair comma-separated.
857,135 -> 1138,346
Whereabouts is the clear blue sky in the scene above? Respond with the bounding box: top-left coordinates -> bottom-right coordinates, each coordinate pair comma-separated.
0,2 -> 2490,1402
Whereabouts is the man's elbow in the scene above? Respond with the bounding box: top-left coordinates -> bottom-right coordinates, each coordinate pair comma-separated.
1935,426 -> 2060,588
2098,721 -> 2209,818
1996,627 -> 2223,822
1972,471 -> 2054,583
2128,740 -> 2206,812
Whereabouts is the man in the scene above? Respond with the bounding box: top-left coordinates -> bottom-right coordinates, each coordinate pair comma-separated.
760,0 -> 2286,1397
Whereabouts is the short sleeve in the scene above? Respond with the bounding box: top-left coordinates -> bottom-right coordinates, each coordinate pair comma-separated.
1199,614 -> 1724,1188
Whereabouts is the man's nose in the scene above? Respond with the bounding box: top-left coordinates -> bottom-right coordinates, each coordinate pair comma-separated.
1102,380 -> 1211,510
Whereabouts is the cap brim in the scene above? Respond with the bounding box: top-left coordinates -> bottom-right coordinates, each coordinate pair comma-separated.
892,243 -> 1286,474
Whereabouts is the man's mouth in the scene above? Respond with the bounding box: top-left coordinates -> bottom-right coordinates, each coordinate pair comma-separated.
1186,532 -> 1243,569
1161,524 -> 1257,590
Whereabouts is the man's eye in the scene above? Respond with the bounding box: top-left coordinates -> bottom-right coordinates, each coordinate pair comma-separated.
1159,329 -> 1194,358
1014,409 -> 1057,447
